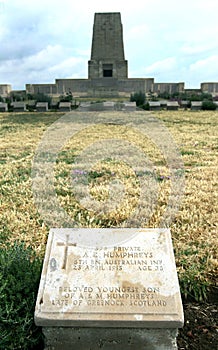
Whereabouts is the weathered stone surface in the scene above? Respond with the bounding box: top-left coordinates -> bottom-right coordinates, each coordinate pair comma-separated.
180,100 -> 188,108
35,228 -> 183,328
12,101 -> 27,112
201,82 -> 218,95
36,102 -> 49,111
0,102 -> 8,112
191,101 -> 202,110
166,101 -> 179,110
43,327 -> 178,350
159,100 -> 167,107
88,13 -> 128,80
26,83 -> 57,95
58,102 -> 71,111
153,83 -> 184,95
0,84 -> 11,97
148,102 -> 161,111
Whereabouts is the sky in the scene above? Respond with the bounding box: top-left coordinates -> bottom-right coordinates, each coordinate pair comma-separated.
0,0 -> 218,90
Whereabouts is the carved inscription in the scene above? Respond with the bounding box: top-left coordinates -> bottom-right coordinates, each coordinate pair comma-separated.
72,246 -> 164,272
56,234 -> 76,269
51,284 -> 167,309
50,243 -> 166,310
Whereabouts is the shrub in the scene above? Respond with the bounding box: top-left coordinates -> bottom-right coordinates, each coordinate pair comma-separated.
0,242 -> 43,349
140,102 -> 149,110
158,91 -> 171,99
10,93 -> 26,102
32,93 -> 52,106
202,100 -> 217,110
130,91 -> 145,106
59,94 -> 73,102
201,93 -> 213,101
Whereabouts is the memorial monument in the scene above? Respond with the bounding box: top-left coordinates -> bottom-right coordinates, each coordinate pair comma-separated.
88,13 -> 128,80
26,12 -> 184,98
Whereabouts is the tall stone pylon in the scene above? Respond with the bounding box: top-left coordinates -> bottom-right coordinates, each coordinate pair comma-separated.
88,13 -> 128,79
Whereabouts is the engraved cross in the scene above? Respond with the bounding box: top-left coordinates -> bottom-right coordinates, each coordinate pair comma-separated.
56,234 -> 76,270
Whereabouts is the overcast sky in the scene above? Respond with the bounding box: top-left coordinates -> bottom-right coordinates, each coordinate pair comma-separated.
0,0 -> 218,90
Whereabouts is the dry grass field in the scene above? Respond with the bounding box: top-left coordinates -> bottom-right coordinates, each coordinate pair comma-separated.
0,110 -> 217,301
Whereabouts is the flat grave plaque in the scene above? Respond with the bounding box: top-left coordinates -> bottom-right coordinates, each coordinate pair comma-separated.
35,228 -> 183,328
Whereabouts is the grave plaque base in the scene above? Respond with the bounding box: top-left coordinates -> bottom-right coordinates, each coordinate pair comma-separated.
35,228 -> 183,349
43,327 -> 178,350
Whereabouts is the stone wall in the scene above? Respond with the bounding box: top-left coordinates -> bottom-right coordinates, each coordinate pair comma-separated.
55,79 -> 91,96
118,78 -> 154,94
153,82 -> 184,94
0,84 -> 11,97
26,84 -> 57,95
23,79 -> 186,98
201,82 -> 218,95
55,77 -> 156,98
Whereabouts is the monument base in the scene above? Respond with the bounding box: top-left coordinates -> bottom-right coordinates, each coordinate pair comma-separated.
43,327 -> 178,350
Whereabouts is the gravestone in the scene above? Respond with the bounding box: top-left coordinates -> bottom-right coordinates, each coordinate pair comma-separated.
27,100 -> 36,111
159,100 -> 167,109
36,102 -> 49,112
180,100 -> 188,109
191,101 -> 202,111
148,101 -> 161,111
12,101 -> 27,112
0,102 -> 8,112
122,101 -> 136,111
102,101 -> 115,110
50,100 -> 59,110
35,228 -> 183,350
59,102 -> 71,112
166,102 -> 179,111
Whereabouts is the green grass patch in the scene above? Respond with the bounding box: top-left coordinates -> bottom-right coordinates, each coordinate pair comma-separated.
56,149 -> 77,164
0,242 -> 43,350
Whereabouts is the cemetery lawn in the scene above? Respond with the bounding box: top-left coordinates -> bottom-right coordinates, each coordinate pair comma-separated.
0,110 -> 217,349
